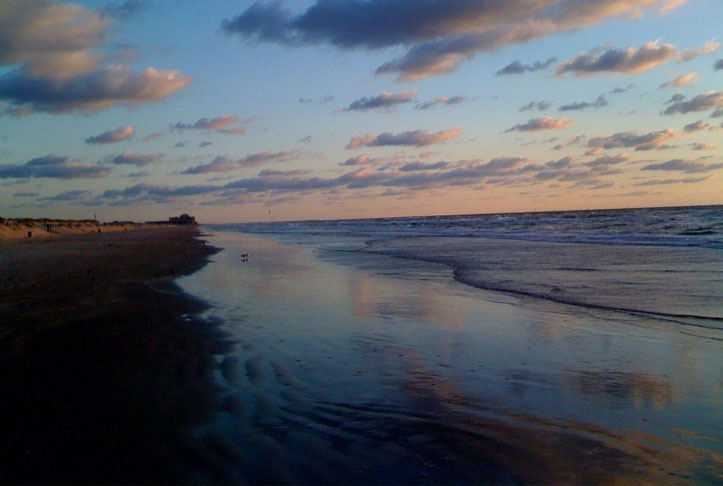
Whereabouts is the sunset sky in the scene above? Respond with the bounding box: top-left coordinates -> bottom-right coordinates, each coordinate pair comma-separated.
1,0 -> 721,223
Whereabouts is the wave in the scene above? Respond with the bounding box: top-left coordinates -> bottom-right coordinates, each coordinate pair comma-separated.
218,205 -> 723,250
354,236 -> 723,338
453,270 -> 723,334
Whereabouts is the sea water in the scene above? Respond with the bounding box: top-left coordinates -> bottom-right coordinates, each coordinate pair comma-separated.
179,206 -> 722,483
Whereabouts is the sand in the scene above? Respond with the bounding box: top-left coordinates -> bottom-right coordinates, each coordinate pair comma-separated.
0,225 -> 227,483
0,218 -> 148,241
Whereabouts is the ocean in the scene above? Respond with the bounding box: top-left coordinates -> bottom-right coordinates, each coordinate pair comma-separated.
179,205 -> 722,483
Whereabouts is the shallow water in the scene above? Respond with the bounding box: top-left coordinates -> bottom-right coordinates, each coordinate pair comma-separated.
364,236 -> 723,334
179,231 -> 723,484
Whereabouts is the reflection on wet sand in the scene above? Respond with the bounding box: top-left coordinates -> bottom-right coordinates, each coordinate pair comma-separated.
565,370 -> 674,410
365,331 -> 720,484
349,273 -> 467,329
197,338 -> 721,484
180,233 -> 723,484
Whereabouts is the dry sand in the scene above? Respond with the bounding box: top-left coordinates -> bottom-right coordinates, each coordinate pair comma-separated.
0,218 -> 146,241
0,225 -> 229,483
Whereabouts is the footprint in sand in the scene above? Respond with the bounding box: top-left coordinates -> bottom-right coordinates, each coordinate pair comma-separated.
269,361 -> 298,386
220,355 -> 242,385
220,392 -> 246,417
244,357 -> 264,385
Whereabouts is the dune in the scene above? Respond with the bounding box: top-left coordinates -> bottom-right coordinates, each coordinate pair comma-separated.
0,217 -> 167,241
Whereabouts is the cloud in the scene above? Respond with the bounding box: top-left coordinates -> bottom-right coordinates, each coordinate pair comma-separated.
38,190 -> 93,202
238,151 -> 301,167
583,153 -> 630,167
559,95 -> 608,111
171,115 -> 240,131
0,105 -> 33,118
662,91 -> 723,115
587,129 -> 677,150
0,65 -> 192,113
531,165 -> 616,187
181,151 -> 301,174
641,158 -> 723,173
218,128 -> 247,135
94,150 -> 643,206
170,115 -> 257,135
519,100 -> 552,112
683,120 -> 709,132
258,169 -> 312,177
659,72 -> 697,88
678,40 -> 719,62
689,142 -> 716,151
182,156 -> 238,175
545,156 -> 575,169
415,95 -> 470,110
346,127 -> 462,149
223,156 -> 532,193
482,157 -> 531,170
196,156 -> 527,197
398,161 -> 449,172
111,150 -> 163,166
556,41 -> 677,76
100,182 -> 220,204
505,117 -> 574,132
610,84 -> 635,94
100,0 -> 147,20
343,89 -> 417,112
716,59 -> 723,70
299,95 -> 333,104
0,154 -> 109,179
634,175 -> 712,185
142,131 -> 165,141
373,29 -> 555,81
223,1 -> 683,81
0,1 -> 191,114
551,135 -> 587,151
496,57 -> 556,76
0,0 -> 107,79
85,125 -> 134,144
339,154 -> 382,166
12,192 -> 39,197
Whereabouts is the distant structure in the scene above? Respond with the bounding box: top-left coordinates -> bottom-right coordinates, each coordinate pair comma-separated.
146,214 -> 198,225
168,213 -> 197,225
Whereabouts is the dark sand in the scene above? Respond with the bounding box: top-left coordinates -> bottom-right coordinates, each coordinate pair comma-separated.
0,226 -> 227,483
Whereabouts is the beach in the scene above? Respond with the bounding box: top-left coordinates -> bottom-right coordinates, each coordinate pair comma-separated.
2,209 -> 721,484
0,225 -> 223,483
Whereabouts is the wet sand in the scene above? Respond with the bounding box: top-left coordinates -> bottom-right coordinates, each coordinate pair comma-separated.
0,226 -> 226,483
179,232 -> 723,485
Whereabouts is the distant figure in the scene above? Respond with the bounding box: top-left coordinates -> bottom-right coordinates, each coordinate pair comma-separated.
241,253 -> 249,262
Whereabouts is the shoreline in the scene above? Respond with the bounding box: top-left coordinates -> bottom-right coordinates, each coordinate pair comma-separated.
179,230 -> 723,484
0,225 -> 228,483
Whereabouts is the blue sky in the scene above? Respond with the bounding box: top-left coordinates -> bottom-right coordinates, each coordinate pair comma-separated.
1,0 -> 721,223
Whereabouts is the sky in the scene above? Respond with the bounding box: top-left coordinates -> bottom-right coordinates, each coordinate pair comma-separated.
0,0 -> 721,223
